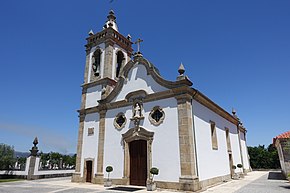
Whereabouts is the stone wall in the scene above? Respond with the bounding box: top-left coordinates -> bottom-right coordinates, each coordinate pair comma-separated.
0,155 -> 74,180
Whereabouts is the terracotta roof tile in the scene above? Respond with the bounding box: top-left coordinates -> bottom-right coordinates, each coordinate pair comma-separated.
273,130 -> 290,146
275,131 -> 290,139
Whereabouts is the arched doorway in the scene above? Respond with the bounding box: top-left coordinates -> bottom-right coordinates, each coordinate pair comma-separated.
129,140 -> 147,186
122,127 -> 154,186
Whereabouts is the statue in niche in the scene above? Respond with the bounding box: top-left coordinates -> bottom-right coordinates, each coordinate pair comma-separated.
133,103 -> 142,118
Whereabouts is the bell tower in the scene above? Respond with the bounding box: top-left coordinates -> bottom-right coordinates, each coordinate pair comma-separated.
83,10 -> 133,86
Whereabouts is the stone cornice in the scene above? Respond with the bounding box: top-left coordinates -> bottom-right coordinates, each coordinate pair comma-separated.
79,86 -> 193,114
192,89 -> 239,125
129,56 -> 193,88
80,83 -> 239,126
81,77 -> 117,91
99,56 -> 193,104
86,27 -> 133,56
238,126 -> 247,133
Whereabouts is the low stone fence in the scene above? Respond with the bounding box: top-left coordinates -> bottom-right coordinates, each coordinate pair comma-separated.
0,155 -> 74,179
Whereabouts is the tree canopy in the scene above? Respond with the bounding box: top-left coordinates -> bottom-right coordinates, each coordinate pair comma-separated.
0,143 -> 15,170
248,144 -> 280,169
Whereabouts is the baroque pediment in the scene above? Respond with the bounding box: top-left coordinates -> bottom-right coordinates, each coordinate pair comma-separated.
99,55 -> 193,104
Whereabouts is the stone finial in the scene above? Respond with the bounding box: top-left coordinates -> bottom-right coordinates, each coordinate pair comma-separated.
88,29 -> 94,36
30,137 -> 39,156
33,137 -> 38,147
127,34 -> 132,41
107,10 -> 116,21
104,10 -> 118,31
178,63 -> 185,76
232,108 -> 236,116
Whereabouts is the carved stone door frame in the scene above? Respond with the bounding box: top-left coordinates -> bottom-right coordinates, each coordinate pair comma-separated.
122,127 -> 154,185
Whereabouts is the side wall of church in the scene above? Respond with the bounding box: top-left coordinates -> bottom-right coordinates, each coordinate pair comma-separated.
192,100 -> 242,181
80,112 -> 100,177
103,97 -> 181,182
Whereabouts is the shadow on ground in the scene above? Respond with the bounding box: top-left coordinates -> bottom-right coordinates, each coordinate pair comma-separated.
280,185 -> 290,190
107,186 -> 145,192
268,171 -> 286,180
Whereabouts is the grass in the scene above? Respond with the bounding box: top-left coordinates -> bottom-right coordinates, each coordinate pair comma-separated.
0,179 -> 24,183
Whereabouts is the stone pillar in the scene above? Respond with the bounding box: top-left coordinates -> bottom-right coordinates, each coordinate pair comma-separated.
72,113 -> 85,182
84,49 -> 91,84
94,109 -> 107,184
27,137 -> 39,180
175,94 -> 200,191
27,156 -> 37,180
123,142 -> 129,184
103,40 -> 114,79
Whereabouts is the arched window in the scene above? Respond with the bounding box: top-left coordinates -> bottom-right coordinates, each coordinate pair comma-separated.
116,51 -> 124,78
92,49 -> 101,76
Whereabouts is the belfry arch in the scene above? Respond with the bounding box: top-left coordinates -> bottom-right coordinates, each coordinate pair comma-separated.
116,51 -> 125,78
92,49 -> 102,76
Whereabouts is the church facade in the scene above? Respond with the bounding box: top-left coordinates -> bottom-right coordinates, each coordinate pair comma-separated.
72,11 -> 250,191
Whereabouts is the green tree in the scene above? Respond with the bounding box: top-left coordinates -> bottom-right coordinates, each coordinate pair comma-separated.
40,152 -> 76,169
0,143 -> 15,170
248,144 -> 280,169
267,144 -> 280,169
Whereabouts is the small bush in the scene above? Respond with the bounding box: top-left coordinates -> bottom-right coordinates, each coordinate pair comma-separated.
106,166 -> 113,180
237,164 -> 243,168
150,167 -> 159,175
106,166 -> 113,173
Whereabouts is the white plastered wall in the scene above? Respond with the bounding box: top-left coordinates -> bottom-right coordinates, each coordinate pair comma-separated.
113,64 -> 168,102
85,85 -> 102,108
80,112 -> 100,177
192,100 -> 242,181
103,97 -> 181,182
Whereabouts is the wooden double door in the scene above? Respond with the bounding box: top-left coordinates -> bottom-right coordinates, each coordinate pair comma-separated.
129,140 -> 147,186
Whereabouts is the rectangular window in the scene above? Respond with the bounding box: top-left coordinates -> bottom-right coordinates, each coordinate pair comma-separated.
225,128 -> 231,152
88,127 -> 94,136
210,121 -> 218,150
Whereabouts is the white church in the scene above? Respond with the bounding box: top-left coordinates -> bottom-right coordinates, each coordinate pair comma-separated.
72,10 -> 251,191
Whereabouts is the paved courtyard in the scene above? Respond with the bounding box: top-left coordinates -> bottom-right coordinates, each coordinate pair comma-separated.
0,171 -> 289,193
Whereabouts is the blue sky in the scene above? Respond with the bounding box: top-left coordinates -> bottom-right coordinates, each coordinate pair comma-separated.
0,0 -> 289,154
